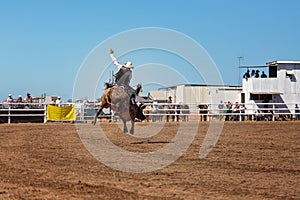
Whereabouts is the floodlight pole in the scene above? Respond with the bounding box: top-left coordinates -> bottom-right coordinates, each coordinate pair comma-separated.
238,56 -> 244,86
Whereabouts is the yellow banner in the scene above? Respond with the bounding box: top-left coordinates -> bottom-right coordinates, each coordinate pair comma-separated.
47,105 -> 76,121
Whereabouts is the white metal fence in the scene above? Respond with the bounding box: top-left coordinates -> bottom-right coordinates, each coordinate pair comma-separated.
79,102 -> 300,122
1,102 -> 299,123
0,103 -> 47,123
142,102 -> 300,121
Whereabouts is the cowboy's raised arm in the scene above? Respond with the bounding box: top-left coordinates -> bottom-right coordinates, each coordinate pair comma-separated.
110,48 -> 122,70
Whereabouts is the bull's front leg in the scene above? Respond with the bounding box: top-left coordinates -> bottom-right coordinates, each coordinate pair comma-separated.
93,106 -> 103,125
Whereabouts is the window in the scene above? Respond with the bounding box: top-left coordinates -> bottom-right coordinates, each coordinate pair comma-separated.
269,65 -> 277,78
241,93 -> 245,103
250,94 -> 272,101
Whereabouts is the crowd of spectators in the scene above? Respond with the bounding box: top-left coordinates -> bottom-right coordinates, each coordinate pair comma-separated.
1,93 -> 34,109
221,101 -> 247,121
243,69 -> 267,78
144,100 -> 299,122
1,93 -> 63,108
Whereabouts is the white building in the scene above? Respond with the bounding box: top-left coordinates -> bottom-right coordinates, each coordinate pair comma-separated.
149,84 -> 242,110
242,60 -> 300,114
147,60 -> 300,116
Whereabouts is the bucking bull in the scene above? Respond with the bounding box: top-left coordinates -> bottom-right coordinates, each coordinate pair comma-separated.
93,84 -> 146,134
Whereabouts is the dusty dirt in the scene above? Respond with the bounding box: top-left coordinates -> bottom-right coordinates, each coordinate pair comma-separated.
0,121 -> 299,199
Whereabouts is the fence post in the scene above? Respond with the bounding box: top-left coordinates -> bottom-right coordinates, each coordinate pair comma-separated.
239,109 -> 242,121
8,105 -> 11,124
272,104 -> 275,121
44,104 -> 47,123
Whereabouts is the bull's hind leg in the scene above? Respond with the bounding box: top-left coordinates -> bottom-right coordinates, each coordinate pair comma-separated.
130,119 -> 134,135
122,119 -> 128,133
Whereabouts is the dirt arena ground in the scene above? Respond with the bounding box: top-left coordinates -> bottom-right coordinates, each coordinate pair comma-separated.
0,121 -> 299,199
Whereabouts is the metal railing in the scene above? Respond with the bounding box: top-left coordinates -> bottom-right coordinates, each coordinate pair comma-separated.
141,102 -> 300,121
0,103 -> 47,123
3,102 -> 296,124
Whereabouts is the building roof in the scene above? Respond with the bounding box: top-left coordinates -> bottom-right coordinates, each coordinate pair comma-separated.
158,83 -> 242,90
266,60 -> 300,65
239,65 -> 267,68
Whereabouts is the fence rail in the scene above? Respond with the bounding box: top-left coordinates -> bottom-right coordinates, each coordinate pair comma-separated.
0,103 -> 47,123
1,102 -> 299,123
0,103 -> 75,124
78,102 -> 300,122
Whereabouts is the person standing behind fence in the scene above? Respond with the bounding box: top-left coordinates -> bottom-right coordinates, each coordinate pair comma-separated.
182,104 -> 190,122
251,70 -> 255,77
16,95 -> 24,109
167,96 -> 172,107
166,96 -> 172,121
25,93 -> 33,108
25,93 -> 33,103
151,99 -> 158,122
218,100 -> 225,120
56,96 -> 62,106
232,102 -> 240,121
261,71 -> 267,78
175,105 -> 181,122
7,94 -> 13,103
225,101 -> 232,121
243,70 -> 250,78
255,70 -> 260,78
239,103 -> 246,121
6,94 -> 14,108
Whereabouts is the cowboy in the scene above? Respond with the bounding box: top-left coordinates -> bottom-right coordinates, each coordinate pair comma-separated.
110,48 -> 134,86
110,48 -> 137,104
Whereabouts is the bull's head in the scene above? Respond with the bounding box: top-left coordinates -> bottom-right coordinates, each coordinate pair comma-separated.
135,104 -> 146,121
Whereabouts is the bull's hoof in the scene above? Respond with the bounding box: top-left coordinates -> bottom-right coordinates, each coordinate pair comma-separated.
130,129 -> 134,135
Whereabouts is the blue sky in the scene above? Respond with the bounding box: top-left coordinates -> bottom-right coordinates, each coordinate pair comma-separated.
0,0 -> 299,101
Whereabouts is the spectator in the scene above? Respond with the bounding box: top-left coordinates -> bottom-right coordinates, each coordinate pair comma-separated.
266,109 -> 273,121
255,70 -> 260,78
261,71 -> 267,78
16,95 -> 23,103
24,93 -> 33,108
166,96 -> 173,122
7,94 -> 13,103
218,100 -> 225,120
50,98 -> 56,105
232,102 -> 240,121
16,95 -> 24,109
199,104 -> 208,121
56,96 -> 62,106
167,96 -> 172,107
251,70 -> 256,77
157,105 -> 164,122
243,70 -> 250,78
181,104 -> 190,122
175,105 -> 181,122
239,103 -> 246,121
225,101 -> 232,121
255,110 -> 263,121
25,93 -> 33,103
151,100 -> 158,122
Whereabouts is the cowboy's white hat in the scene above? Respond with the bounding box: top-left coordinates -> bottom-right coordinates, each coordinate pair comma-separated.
124,61 -> 134,68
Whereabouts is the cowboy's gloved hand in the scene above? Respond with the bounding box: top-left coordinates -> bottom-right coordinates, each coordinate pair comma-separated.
110,48 -> 114,54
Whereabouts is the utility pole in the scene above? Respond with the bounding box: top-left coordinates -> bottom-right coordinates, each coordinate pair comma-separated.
238,56 -> 244,86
